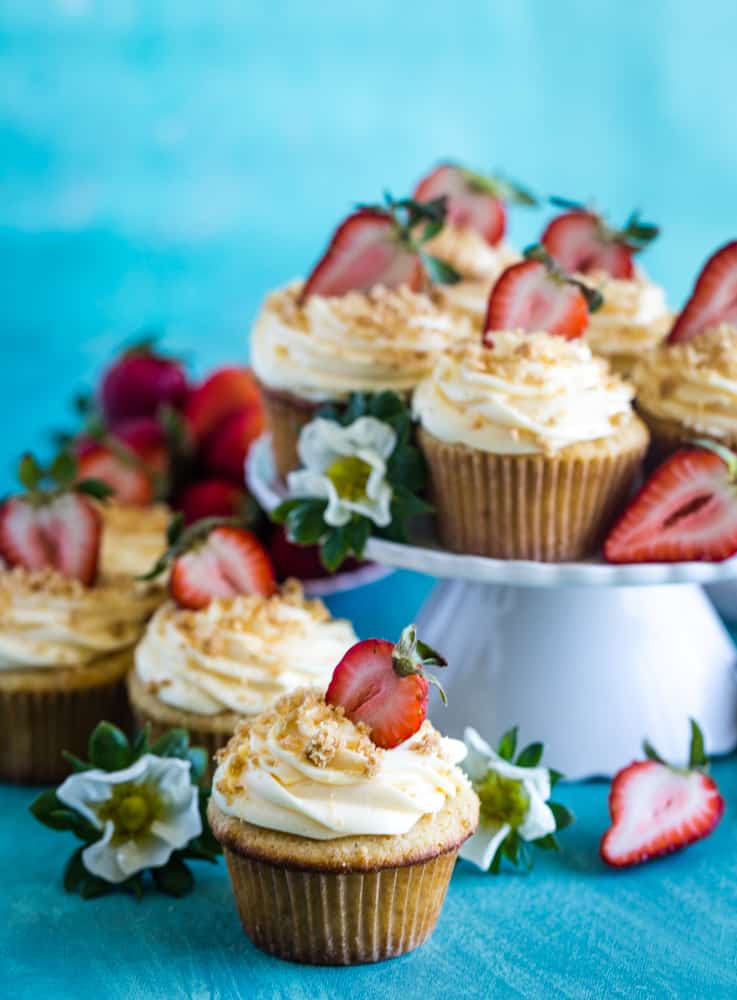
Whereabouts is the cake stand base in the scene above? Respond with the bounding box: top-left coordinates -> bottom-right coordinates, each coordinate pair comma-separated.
419,580 -> 737,779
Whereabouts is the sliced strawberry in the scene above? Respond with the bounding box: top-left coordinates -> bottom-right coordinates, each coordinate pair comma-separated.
99,348 -> 188,424
169,526 -> 276,609
541,210 -> 634,279
326,625 -> 445,749
413,164 -> 506,246
178,480 -> 246,526
604,447 -> 737,564
483,259 -> 589,342
184,367 -> 263,444
668,241 -> 737,343
0,492 -> 101,585
600,760 -> 724,867
300,209 -> 424,302
77,445 -> 154,506
202,408 -> 265,483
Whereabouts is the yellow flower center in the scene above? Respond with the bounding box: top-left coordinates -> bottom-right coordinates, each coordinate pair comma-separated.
325,455 -> 372,501
97,782 -> 162,839
476,771 -> 530,828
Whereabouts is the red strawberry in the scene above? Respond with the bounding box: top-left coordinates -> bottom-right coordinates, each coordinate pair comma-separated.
111,416 -> 168,472
413,164 -> 507,245
326,625 -> 446,749
0,492 -> 101,585
600,722 -> 724,867
483,258 -> 590,342
604,446 -> 737,564
99,348 -> 188,424
184,367 -> 263,444
178,480 -> 247,526
202,408 -> 265,483
77,445 -> 154,506
668,241 -> 737,344
300,209 -> 424,302
169,525 -> 276,609
541,210 -> 635,279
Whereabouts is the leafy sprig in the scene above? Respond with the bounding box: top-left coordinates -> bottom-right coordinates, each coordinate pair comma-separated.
14,450 -> 113,505
643,717 -> 710,772
457,165 -> 538,206
271,391 -> 431,572
524,244 -> 604,313
30,721 -> 219,901
549,196 -> 660,252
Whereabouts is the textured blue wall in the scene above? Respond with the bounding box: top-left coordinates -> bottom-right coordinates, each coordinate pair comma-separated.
2,1 -> 737,490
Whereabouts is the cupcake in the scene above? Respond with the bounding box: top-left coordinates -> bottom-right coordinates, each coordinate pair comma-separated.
541,205 -> 669,375
413,162 -> 532,326
98,501 -> 171,578
251,198 -> 470,480
129,579 -> 357,771
413,251 -> 650,560
634,242 -> 737,463
209,625 -> 478,965
0,456 -> 163,782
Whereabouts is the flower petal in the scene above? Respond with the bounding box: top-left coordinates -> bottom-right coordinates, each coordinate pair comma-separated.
460,821 -> 511,871
116,832 -> 175,877
82,821 -> 128,883
297,419 -> 342,472
518,787 -> 556,842
461,726 -> 496,783
57,756 -> 152,827
346,417 -> 397,459
286,468 -> 331,501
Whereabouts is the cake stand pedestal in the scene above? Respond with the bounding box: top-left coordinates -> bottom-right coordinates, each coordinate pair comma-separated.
248,436 -> 737,779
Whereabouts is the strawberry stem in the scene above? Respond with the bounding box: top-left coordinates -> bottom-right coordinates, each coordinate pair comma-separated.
391,625 -> 448,704
524,245 -> 604,313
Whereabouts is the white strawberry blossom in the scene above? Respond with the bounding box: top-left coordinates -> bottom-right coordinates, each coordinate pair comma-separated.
459,726 -> 556,871
287,416 -> 397,528
57,754 -> 201,883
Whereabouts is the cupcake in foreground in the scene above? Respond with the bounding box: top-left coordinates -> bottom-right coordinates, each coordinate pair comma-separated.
130,569 -> 357,771
0,454 -> 163,782
412,163 -> 535,326
541,202 -> 669,375
209,626 -> 478,965
413,248 -> 649,560
251,196 -> 470,479
634,241 -> 737,463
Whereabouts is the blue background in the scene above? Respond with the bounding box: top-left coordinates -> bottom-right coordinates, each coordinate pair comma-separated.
3,3 -> 737,997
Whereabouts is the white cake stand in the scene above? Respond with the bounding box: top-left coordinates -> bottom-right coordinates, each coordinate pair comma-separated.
247,436 -> 737,779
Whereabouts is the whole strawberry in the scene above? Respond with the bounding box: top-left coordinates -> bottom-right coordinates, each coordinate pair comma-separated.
99,341 -> 188,424
0,452 -> 112,585
601,720 -> 724,867
326,624 -> 447,748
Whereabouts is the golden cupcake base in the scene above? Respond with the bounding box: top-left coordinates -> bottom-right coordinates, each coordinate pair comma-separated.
208,788 -> 478,965
418,418 -> 649,561
258,383 -> 321,481
126,670 -> 239,779
0,649 -> 133,784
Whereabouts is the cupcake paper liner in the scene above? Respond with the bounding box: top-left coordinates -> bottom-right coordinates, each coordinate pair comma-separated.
418,421 -> 648,561
0,649 -> 133,784
258,383 -> 321,481
222,846 -> 458,965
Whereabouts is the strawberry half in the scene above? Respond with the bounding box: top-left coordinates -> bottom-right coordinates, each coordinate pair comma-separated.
483,252 -> 596,343
668,241 -> 737,344
202,408 -> 265,483
326,624 -> 446,749
184,367 -> 263,444
300,208 -> 424,302
168,524 -> 276,609
77,445 -> 154,506
600,721 -> 724,867
604,445 -> 737,564
0,492 -> 102,585
541,210 -> 635,279
413,164 -> 507,246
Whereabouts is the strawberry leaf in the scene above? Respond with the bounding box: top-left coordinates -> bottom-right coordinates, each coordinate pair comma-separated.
284,499 -> 329,545
549,801 -> 575,832
63,846 -> 87,892
496,726 -> 518,761
50,450 -> 77,488
422,253 -> 462,285
150,728 -> 189,760
152,855 -> 194,898
643,739 -> 666,764
319,526 -> 351,572
17,453 -> 42,492
88,721 -> 132,771
75,478 -> 114,500
688,718 -> 709,771
516,742 -> 544,767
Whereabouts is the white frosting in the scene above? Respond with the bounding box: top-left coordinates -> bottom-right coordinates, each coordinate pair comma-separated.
212,690 -> 470,839
634,324 -> 737,439
413,332 -> 636,455
0,568 -> 161,670
134,585 -> 357,716
427,227 -> 520,324
583,270 -> 671,362
251,281 -> 469,401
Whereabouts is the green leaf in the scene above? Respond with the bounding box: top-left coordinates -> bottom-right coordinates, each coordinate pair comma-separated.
642,739 -> 666,765
387,446 -> 426,493
50,450 -> 77,488
368,391 -> 405,423
549,801 -> 575,832
516,742 -> 544,768
489,845 -> 503,874
548,768 -> 564,788
319,526 -> 351,572
76,478 -> 114,500
502,830 -> 521,865
688,718 -> 709,770
61,750 -> 92,773
285,499 -> 329,545
17,453 -> 42,492
534,833 -> 560,852
131,723 -> 151,761
391,483 -> 433,519
343,516 -> 371,559
150,728 -> 190,760
496,726 -> 518,762
314,403 -> 342,423
63,846 -> 87,892
166,512 -> 186,546
422,253 -> 462,285
122,873 -> 144,900
79,873 -> 114,900
88,722 -> 132,771
186,747 -> 208,783
342,392 -> 369,426
152,856 -> 194,897
270,498 -> 303,525
549,194 -> 586,211
29,791 -> 100,841
29,789 -> 65,826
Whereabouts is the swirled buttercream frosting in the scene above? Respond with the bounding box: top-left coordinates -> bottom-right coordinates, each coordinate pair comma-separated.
212,688 -> 470,839
582,270 -> 671,362
134,581 -> 357,716
0,567 -> 162,670
634,324 -> 737,439
413,331 -> 636,455
251,281 -> 470,401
